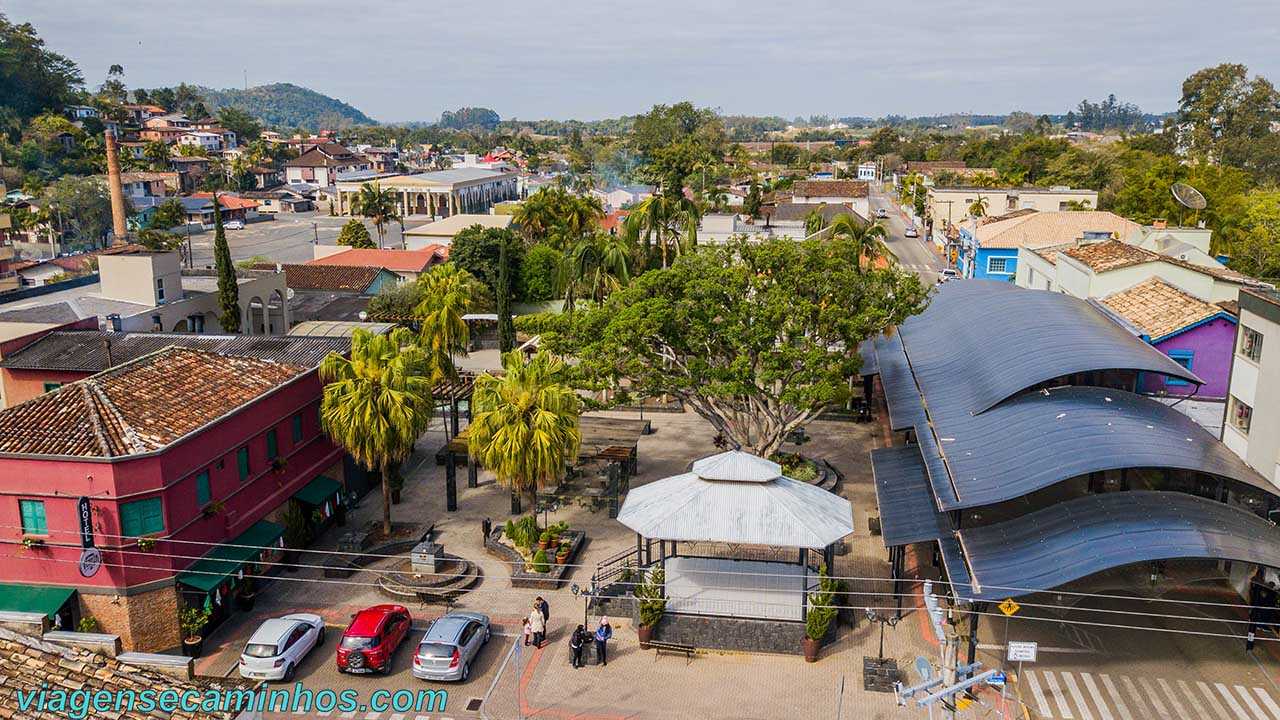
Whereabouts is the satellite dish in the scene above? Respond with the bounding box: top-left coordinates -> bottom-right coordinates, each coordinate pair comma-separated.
1171,182 -> 1207,210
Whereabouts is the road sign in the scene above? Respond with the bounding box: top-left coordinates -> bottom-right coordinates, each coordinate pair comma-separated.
1007,641 -> 1038,662
988,671 -> 1006,687
78,547 -> 102,578
999,598 -> 1020,616
914,656 -> 933,682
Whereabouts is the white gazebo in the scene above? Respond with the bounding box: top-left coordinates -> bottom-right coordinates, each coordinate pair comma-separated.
617,450 -> 854,622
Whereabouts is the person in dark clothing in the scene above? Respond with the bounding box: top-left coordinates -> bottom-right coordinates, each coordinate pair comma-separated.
594,616 -> 613,666
535,596 -> 550,623
569,625 -> 587,668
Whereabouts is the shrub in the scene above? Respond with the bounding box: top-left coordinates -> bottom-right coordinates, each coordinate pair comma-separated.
531,549 -> 550,573
336,219 -> 375,249
805,565 -> 838,641
179,606 -> 212,640
76,616 -> 99,633
520,244 -> 562,301
635,567 -> 667,627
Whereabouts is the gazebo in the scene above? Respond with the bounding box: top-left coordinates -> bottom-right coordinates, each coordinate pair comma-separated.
616,451 -> 854,653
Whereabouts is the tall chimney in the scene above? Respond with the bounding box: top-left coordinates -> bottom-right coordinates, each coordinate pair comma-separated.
104,130 -> 129,245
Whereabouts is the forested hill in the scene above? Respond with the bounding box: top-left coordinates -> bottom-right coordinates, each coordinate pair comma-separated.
199,83 -> 376,129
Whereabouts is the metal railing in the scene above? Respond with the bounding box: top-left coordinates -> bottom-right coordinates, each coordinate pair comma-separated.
592,545 -> 639,588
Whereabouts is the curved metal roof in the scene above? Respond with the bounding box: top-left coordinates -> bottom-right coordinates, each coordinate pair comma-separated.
900,280 -> 1201,415
954,491 -> 1280,600
871,446 -> 951,545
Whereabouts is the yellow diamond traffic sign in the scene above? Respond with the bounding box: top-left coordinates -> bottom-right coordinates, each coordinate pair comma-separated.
999,598 -> 1021,616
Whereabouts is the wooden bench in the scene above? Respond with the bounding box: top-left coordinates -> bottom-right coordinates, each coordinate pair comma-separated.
649,640 -> 697,664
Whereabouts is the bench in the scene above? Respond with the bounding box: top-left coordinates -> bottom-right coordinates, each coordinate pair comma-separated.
649,640 -> 697,665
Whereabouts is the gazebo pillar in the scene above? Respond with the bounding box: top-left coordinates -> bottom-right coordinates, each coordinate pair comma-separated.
449,398 -> 460,438
444,454 -> 458,512
467,457 -> 478,488
635,533 -> 643,568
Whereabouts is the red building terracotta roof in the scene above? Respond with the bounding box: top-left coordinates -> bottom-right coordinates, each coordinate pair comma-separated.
792,180 -> 869,198
189,192 -> 260,211
0,347 -> 307,457
307,247 -> 447,273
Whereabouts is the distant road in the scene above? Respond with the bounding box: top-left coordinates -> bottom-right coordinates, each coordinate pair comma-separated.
868,183 -> 941,282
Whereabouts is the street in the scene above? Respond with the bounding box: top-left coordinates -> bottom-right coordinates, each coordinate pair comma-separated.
869,182 -> 941,282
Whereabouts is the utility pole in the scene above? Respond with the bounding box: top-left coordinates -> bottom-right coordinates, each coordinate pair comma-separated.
922,582 -> 957,719
312,222 -> 319,245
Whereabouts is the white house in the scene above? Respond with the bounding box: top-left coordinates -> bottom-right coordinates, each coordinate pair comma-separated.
179,131 -> 223,153
857,162 -> 877,181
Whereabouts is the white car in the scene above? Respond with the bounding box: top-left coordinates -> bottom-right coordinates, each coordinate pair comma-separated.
224,219 -> 245,230
904,226 -> 919,238
875,208 -> 889,219
239,613 -> 326,681
937,268 -> 960,284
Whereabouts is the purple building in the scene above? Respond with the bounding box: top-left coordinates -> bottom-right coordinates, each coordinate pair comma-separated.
1098,278 -> 1238,398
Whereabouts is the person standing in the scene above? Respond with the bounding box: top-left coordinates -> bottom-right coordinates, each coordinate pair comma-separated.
594,616 -> 613,666
521,617 -> 532,646
569,624 -> 587,668
528,606 -> 546,648
535,596 -> 550,624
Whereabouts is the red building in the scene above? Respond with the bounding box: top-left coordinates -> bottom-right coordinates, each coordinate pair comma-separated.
0,347 -> 353,651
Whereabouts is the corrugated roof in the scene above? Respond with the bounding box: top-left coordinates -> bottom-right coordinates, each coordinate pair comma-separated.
1100,278 -> 1230,341
0,347 -> 308,458
871,445 -> 950,546
0,331 -> 348,371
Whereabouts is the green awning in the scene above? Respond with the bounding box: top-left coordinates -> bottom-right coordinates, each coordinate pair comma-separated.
0,584 -> 74,619
293,475 -> 342,507
176,520 -> 285,593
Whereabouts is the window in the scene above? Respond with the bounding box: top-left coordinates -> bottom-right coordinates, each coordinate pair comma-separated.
155,277 -> 165,303
292,414 -> 304,443
987,257 -> 1011,274
266,429 -> 278,461
1240,325 -> 1264,363
196,470 -> 211,507
1230,396 -> 1253,435
19,500 -> 47,535
237,446 -> 251,481
1166,351 -> 1194,386
120,498 -> 164,537
42,382 -> 62,393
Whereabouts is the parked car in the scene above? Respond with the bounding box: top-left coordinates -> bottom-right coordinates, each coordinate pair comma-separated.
937,268 -> 960,284
239,613 -> 325,681
224,219 -> 245,230
337,605 -> 412,674
904,226 -> 919,238
412,611 -> 491,682
875,208 -> 889,219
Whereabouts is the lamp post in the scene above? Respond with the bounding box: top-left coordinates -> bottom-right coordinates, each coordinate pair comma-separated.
865,608 -> 901,661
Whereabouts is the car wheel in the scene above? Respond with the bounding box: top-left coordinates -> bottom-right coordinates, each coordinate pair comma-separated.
484,627 -> 491,643
462,661 -> 470,681
284,663 -> 296,682
317,627 -> 325,646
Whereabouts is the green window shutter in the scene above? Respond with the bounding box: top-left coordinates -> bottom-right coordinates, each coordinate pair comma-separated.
19,500 -> 47,535
42,382 -> 62,393
121,498 -> 163,537
237,447 -> 250,480
196,470 -> 211,507
292,414 -> 303,443
266,429 -> 278,460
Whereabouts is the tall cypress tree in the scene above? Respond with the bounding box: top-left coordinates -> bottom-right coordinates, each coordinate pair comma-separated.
497,236 -> 515,353
212,194 -> 241,332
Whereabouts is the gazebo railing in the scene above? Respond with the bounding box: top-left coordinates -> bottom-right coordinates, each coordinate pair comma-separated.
592,545 -> 639,589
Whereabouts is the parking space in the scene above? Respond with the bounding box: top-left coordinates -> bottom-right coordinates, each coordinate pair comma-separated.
185,212 -> 411,268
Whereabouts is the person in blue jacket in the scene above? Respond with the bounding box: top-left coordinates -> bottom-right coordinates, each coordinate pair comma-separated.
594,616 -> 613,666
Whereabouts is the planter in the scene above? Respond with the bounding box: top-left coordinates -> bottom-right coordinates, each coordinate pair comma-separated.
637,624 -> 653,649
537,540 -> 550,551
236,593 -> 257,612
182,637 -> 204,658
803,637 -> 820,663
549,538 -> 561,550
554,553 -> 567,565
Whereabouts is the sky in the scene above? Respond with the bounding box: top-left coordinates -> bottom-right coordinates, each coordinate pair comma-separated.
9,0 -> 1280,124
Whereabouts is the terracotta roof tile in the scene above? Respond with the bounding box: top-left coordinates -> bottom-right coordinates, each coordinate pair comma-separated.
976,211 -> 1142,249
307,247 -> 447,273
791,180 -> 869,198
251,263 -> 386,292
0,347 -> 307,457
1100,278 -> 1229,341
1062,239 -> 1157,272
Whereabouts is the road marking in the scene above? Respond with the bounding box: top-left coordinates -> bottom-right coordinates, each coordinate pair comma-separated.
1099,674 -> 1132,720
1215,682 -> 1251,719
1195,680 -> 1235,720
1255,688 -> 1280,720
1060,672 -> 1093,720
389,715 -> 406,720
1026,670 -> 1054,718
1238,686 -> 1271,720
1079,673 -> 1113,720
1119,676 -> 1153,720
1140,677 -> 1172,719
364,712 -> 380,720
1043,671 -> 1074,719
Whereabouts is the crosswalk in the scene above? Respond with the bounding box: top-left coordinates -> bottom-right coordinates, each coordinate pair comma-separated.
1019,670 -> 1280,720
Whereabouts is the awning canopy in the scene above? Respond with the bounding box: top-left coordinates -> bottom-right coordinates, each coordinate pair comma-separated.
0,584 -> 74,619
293,476 -> 342,507
871,445 -> 950,546
617,451 -> 854,549
176,520 -> 285,593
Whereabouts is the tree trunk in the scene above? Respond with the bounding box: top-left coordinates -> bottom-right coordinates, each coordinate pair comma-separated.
380,462 -> 392,537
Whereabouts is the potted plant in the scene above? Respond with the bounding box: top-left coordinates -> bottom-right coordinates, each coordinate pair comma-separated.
531,549 -> 550,573
555,544 -> 570,564
76,616 -> 99,633
635,567 -> 667,648
179,606 -> 212,658
201,501 -> 226,518
136,536 -> 158,553
537,530 -> 552,551
803,565 -> 838,663
21,536 -> 45,550
236,576 -> 257,612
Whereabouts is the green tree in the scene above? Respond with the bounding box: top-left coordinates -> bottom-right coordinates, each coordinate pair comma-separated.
336,218 -> 374,248
320,328 -> 439,536
497,237 -> 515,352
211,195 -> 241,332
1177,64 -> 1280,175
449,225 -> 525,295
557,232 -> 631,311
143,140 -> 172,170
520,244 -> 563,302
350,181 -> 399,247
149,198 -> 186,230
547,237 -> 928,455
216,105 -> 262,142
0,14 -> 84,122
804,208 -> 828,237
630,102 -> 726,192
136,228 -> 185,262
624,194 -> 701,269
967,194 -> 989,218
1227,190 -> 1280,278
468,350 -> 581,514
828,214 -> 889,273
415,263 -> 481,365
743,180 -> 763,217
42,176 -> 119,249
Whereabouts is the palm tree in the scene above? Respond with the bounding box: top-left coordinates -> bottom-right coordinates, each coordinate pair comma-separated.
415,263 -> 482,368
829,213 -> 889,272
804,207 -> 829,238
625,194 -> 701,269
351,181 -> 401,248
557,232 -> 631,311
968,194 -> 989,218
320,328 -> 440,536
468,351 -> 581,515
511,189 -> 557,243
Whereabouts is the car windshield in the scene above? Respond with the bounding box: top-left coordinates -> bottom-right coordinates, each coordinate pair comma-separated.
244,643 -> 279,658
417,642 -> 455,658
341,636 -> 377,651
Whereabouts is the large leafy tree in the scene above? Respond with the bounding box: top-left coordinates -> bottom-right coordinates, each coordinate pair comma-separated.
630,102 -> 726,192
450,225 -> 525,296
551,237 -> 929,456
520,245 -> 563,302
1177,64 -> 1280,175
511,186 -> 604,250
336,218 -> 375,249
211,195 -> 241,332
41,176 -> 118,249
350,181 -> 400,247
468,350 -> 581,515
0,14 -> 84,123
320,328 -> 439,536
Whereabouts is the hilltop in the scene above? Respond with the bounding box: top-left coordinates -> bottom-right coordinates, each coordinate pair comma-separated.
198,83 -> 376,129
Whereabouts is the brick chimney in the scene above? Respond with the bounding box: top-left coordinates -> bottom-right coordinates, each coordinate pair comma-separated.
104,130 -> 129,245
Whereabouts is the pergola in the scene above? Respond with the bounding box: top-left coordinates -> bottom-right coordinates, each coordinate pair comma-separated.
617,451 -> 854,622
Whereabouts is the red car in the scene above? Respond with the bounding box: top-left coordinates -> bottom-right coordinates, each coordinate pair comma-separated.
336,605 -> 412,674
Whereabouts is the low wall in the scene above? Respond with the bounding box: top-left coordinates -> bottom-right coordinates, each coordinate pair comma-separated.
650,613 -> 812,655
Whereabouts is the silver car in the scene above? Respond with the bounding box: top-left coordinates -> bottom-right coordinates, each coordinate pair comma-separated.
239,613 -> 326,681
412,611 -> 490,682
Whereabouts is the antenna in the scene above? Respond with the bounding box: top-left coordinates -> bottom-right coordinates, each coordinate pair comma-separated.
1171,182 -> 1207,227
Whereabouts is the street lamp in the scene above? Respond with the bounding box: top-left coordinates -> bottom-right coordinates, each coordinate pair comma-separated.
865,608 -> 901,661
571,580 -> 599,629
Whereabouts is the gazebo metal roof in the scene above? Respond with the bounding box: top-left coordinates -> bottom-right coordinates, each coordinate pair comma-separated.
617,451 -> 854,549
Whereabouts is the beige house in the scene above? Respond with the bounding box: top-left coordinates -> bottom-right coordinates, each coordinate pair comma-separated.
928,186 -> 1099,232
334,168 -> 518,219
1223,288 -> 1280,488
402,213 -> 514,249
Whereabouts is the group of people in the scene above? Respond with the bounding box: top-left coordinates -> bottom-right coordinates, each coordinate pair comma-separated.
521,595 -> 613,669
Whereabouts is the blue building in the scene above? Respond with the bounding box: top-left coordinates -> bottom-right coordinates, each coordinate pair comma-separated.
955,225 -> 1019,280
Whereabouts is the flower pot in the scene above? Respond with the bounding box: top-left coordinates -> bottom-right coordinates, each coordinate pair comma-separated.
554,553 -> 566,565
236,592 -> 256,612
538,540 -> 550,551
182,636 -> 204,658
549,538 -> 561,549
803,637 -> 820,663
637,624 -> 653,649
